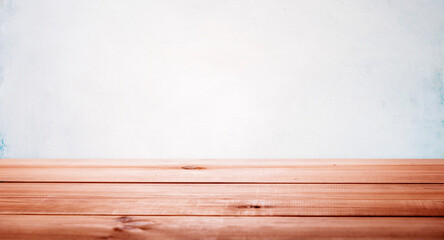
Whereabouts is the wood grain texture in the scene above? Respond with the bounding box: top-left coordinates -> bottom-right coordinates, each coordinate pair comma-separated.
1,159 -> 444,239
2,159 -> 444,183
4,159 -> 444,166
1,183 -> 443,216
1,215 -> 444,240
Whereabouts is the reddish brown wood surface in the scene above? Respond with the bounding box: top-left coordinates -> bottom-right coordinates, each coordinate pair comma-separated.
0,159 -> 443,239
1,183 -> 444,216
1,159 -> 444,183
1,215 -> 443,240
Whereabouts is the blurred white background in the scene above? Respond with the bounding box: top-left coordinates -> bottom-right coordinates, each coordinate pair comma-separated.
0,0 -> 443,159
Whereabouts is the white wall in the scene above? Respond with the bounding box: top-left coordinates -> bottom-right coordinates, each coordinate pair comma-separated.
0,0 -> 443,159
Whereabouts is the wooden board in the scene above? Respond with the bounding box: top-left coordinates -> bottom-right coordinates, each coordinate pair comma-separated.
2,159 -> 444,183
1,159 -> 443,239
1,215 -> 444,240
4,159 -> 444,166
1,183 -> 443,216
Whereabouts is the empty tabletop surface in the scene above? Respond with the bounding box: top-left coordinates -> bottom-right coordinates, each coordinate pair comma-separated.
1,159 -> 443,239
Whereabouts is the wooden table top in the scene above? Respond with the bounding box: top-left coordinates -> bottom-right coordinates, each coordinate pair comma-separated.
0,159 -> 443,239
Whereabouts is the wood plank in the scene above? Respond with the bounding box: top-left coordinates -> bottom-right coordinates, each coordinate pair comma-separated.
2,159 -> 444,183
1,183 -> 443,216
1,215 -> 444,240
3,159 -> 444,166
